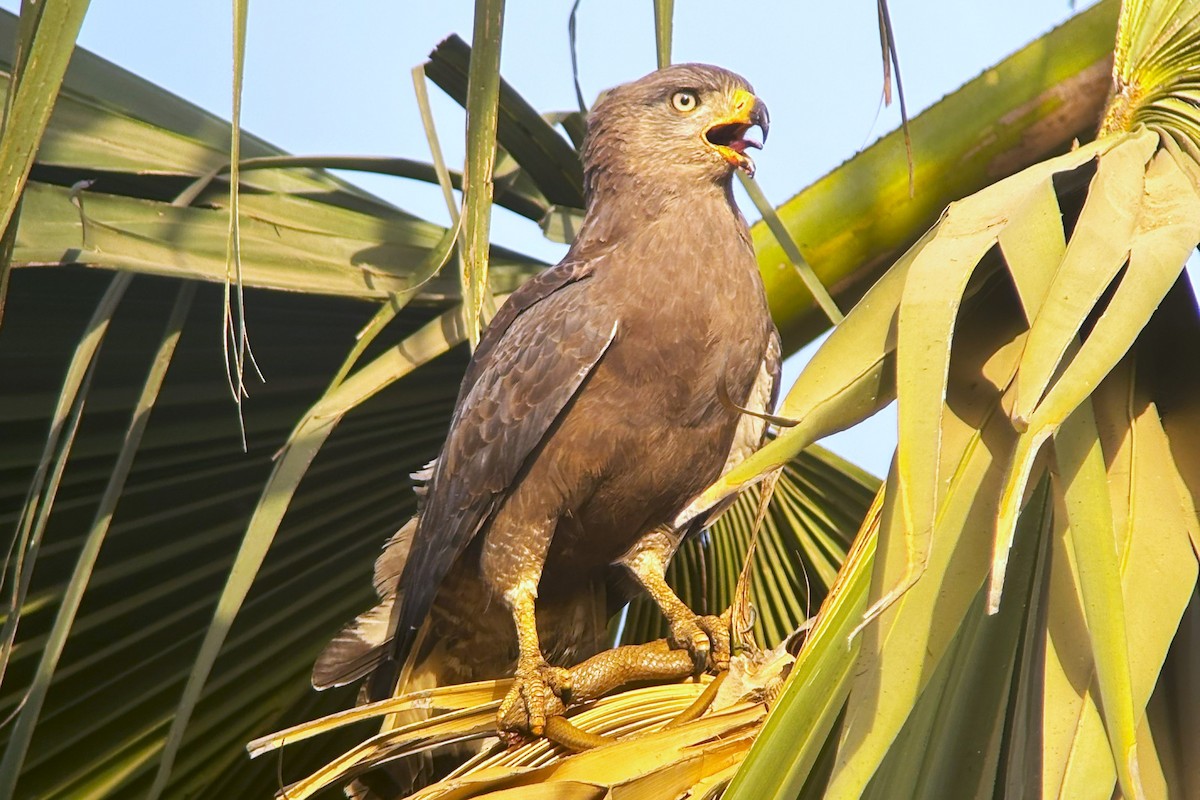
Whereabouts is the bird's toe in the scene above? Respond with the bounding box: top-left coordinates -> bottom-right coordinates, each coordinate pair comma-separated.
696,614 -> 732,671
498,661 -> 573,742
669,614 -> 731,674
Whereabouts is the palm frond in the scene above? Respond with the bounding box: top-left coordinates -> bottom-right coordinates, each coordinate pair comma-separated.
715,1 -> 1200,795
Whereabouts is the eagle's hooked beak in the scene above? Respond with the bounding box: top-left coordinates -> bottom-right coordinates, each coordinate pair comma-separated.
704,88 -> 770,177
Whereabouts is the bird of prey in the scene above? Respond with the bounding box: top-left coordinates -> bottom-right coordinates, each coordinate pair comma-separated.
315,63 -> 780,748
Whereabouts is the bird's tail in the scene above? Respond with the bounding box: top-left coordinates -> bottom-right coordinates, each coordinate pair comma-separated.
313,458 -> 484,796
342,642 -> 449,799
311,516 -> 415,690
311,514 -> 469,797
314,458 -> 436,690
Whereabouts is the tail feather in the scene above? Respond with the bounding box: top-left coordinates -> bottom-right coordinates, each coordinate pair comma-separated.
312,599 -> 395,690
314,456 -> 493,796
348,638 -> 459,798
372,516 -> 416,597
313,513 -> 417,690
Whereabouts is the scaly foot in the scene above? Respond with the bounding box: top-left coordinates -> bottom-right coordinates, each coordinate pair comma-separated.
497,659 -> 573,742
668,613 -> 731,675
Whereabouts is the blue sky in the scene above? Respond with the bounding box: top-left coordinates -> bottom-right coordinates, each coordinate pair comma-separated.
8,0 -> 1171,477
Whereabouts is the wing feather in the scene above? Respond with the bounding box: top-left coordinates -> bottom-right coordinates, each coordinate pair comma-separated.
720,329 -> 781,473
386,259 -> 617,671
696,328 -> 782,530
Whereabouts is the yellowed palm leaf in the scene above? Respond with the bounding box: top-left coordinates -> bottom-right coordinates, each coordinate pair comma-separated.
723,2 -> 1200,797
1040,364 -> 1197,797
254,666 -> 780,800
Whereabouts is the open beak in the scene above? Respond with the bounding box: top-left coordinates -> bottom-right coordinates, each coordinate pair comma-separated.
704,88 -> 770,176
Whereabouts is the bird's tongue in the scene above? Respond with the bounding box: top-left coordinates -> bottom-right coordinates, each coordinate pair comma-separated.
726,136 -> 761,154
706,123 -> 763,154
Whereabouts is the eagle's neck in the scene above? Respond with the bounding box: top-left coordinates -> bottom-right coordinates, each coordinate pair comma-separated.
573,168 -> 746,255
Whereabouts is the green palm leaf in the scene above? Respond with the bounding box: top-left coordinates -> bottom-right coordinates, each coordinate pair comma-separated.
723,1 -> 1200,797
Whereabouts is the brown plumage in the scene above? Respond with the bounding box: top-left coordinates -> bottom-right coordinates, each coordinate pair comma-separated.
314,62 -> 780,790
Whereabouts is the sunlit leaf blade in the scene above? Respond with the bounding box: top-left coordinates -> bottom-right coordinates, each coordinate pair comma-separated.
1026,146 -> 1200,431
0,0 -> 89,240
861,479 -> 1050,800
457,2 -> 505,348
234,154 -> 546,221
891,188 -> 1022,620
760,0 -> 1121,352
0,192 -> 19,326
654,0 -> 674,69
425,34 -> 584,210
883,134 -> 1126,616
725,481 -> 883,800
1052,399 -> 1142,798
1011,130 -> 1157,424
1041,359 -> 1198,798
824,264 -> 1028,798
412,66 -> 463,224
997,174 -> 1067,323
177,152 -> 548,223
991,131 -> 1159,610
14,180 -> 539,302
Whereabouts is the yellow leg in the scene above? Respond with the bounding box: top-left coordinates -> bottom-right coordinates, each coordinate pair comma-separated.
622,531 -> 730,674
496,579 -> 571,739
496,638 -> 700,734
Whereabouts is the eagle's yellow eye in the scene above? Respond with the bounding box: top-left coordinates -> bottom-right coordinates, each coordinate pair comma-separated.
670,91 -> 699,112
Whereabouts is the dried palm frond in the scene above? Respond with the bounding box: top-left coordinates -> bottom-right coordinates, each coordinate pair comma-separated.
251,640 -> 795,800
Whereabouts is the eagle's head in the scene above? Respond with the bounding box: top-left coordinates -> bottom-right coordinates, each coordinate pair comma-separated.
582,63 -> 770,193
